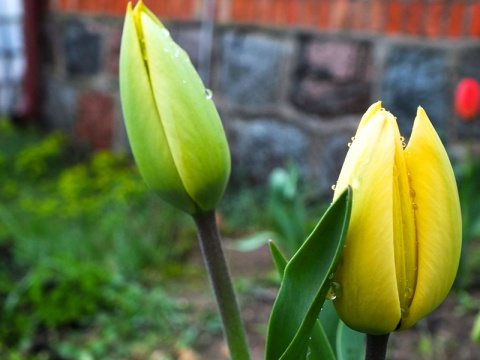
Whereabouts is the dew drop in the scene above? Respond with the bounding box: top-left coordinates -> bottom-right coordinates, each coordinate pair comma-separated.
410,189 -> 416,198
205,88 -> 213,99
400,136 -> 405,142
331,184 -> 336,190
328,273 -> 335,279
401,306 -> 410,318
351,136 -> 356,141
161,28 -> 170,37
347,142 -> 352,147
401,141 -> 406,148
412,203 -> 418,210
405,286 -> 413,299
326,282 -> 342,300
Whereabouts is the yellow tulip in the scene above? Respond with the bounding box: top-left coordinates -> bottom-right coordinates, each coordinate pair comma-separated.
332,102 -> 461,335
119,1 -> 230,214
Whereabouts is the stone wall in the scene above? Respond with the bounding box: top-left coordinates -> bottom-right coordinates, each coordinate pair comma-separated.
41,12 -> 480,193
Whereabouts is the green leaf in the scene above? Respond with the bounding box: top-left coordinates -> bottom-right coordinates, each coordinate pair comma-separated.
269,240 -> 288,278
307,320 -> 336,360
318,300 -> 340,350
336,321 -> 365,360
265,187 -> 352,360
269,242 -> 336,360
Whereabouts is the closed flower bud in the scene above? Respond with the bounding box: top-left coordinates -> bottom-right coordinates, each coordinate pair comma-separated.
119,1 -> 230,214
332,102 -> 462,335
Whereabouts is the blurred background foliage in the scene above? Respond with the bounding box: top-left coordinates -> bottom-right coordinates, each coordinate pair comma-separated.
0,120 -> 212,359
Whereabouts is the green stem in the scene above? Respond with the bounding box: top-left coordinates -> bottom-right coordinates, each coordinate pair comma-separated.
365,333 -> 390,360
193,210 -> 251,360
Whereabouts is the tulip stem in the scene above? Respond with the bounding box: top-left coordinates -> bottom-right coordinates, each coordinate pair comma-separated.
365,333 -> 390,360
193,210 -> 251,360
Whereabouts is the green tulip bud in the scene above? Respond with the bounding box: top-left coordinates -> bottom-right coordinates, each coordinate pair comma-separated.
119,1 -> 231,214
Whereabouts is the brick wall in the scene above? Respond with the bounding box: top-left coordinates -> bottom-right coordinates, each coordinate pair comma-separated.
50,0 -> 480,37
42,1 -> 480,192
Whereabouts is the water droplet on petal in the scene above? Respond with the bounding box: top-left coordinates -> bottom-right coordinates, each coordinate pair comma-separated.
347,142 -> 352,147
328,273 -> 335,279
326,282 -> 342,300
401,306 -> 410,318
410,189 -> 416,198
161,28 -> 170,37
405,286 -> 413,299
412,203 -> 418,210
205,88 -> 213,99
331,184 -> 336,190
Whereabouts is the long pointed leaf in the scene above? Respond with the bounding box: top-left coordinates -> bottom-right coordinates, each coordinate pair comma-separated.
265,187 -> 352,360
269,241 -> 336,360
269,240 -> 288,278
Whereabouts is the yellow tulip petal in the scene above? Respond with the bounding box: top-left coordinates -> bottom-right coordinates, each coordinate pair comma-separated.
333,110 -> 401,334
391,117 -> 417,322
140,10 -> 230,212
355,101 -> 382,134
401,107 -> 462,330
120,3 -> 196,213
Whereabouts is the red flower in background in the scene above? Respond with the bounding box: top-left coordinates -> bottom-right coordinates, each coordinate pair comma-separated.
455,78 -> 480,120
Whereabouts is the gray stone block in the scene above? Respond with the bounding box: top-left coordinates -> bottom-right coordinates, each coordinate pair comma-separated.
170,26 -> 201,68
291,38 -> 372,117
63,19 -> 101,75
42,76 -> 77,133
217,31 -> 289,107
380,45 -> 449,138
315,132 -> 352,194
229,118 -> 309,184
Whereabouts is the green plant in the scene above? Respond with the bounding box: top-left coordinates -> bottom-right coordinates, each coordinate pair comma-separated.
0,257 -> 198,359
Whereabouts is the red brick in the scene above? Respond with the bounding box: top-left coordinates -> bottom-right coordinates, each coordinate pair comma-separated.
405,2 -> 423,35
447,3 -> 466,37
75,91 -> 114,149
370,0 -> 385,33
471,3 -> 480,36
112,0 -> 131,15
330,0 -> 348,30
349,0 -> 365,31
273,0 -> 288,24
386,1 -> 404,34
302,0 -> 317,27
287,0 -> 298,24
425,2 -> 445,37
317,0 -> 330,29
232,0 -> 249,21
